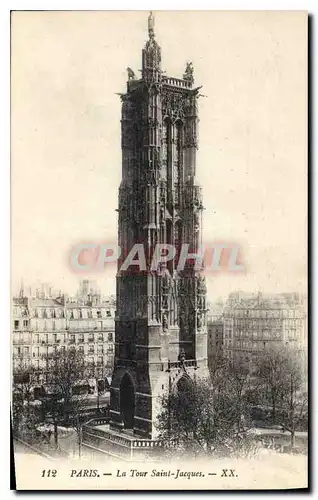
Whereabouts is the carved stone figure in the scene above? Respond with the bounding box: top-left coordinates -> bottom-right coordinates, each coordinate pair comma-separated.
197,274 -> 206,295
178,348 -> 186,364
194,213 -> 200,233
148,11 -> 155,39
126,67 -> 136,80
183,61 -> 194,84
162,312 -> 168,331
197,312 -> 203,329
162,271 -> 171,293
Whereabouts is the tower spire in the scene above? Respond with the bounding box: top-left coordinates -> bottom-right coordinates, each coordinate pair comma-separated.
19,278 -> 24,299
110,13 -> 208,442
148,11 -> 155,39
142,11 -> 161,81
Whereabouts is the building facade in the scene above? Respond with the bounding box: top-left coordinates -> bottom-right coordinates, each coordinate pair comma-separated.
222,292 -> 307,372
12,281 -> 115,391
110,13 -> 208,439
207,318 -> 224,375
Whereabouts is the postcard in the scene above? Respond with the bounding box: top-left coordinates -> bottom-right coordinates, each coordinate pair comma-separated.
11,10 -> 308,490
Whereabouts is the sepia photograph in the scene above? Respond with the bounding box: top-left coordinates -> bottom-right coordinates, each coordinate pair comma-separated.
10,9 -> 308,490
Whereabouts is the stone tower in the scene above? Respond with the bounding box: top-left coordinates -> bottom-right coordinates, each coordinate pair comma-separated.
110,12 -> 208,439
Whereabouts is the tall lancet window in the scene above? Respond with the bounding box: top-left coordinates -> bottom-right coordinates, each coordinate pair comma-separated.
164,120 -> 172,192
175,121 -> 183,205
166,219 -> 174,275
161,120 -> 169,181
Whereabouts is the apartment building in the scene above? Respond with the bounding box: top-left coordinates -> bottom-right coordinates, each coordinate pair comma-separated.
222,292 -> 307,371
12,281 -> 115,388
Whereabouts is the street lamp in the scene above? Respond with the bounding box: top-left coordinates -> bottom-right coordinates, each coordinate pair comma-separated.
97,381 -> 100,411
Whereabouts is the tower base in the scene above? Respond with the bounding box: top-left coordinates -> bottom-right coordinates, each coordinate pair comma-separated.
82,421 -> 164,461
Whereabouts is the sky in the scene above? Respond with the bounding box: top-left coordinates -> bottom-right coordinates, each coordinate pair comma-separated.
11,11 -> 307,301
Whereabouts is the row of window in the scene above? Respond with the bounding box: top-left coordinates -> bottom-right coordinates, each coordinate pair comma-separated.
13,361 -> 113,379
23,308 -> 114,320
232,319 -> 304,329
225,309 -> 304,319
233,319 -> 284,327
13,332 -> 114,343
14,319 -> 113,331
232,330 -> 282,339
13,345 -> 114,357
14,320 -> 29,329
233,341 -> 267,350
69,332 -> 113,343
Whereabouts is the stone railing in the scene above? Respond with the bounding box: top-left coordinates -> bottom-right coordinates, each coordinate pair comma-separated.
168,359 -> 197,370
82,430 -> 131,459
82,419 -> 164,460
84,426 -> 127,446
163,77 -> 192,89
132,440 -> 163,449
87,417 -> 109,426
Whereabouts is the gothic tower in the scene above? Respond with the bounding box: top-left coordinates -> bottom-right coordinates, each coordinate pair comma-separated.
110,12 -> 208,439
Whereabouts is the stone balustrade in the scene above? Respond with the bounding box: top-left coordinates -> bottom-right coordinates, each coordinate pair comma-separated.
168,359 -> 197,370
82,418 -> 164,460
163,77 -> 192,89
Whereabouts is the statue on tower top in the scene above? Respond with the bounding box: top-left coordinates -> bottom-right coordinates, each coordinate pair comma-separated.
126,67 -> 136,80
142,10 -> 161,77
148,11 -> 155,39
183,61 -> 194,84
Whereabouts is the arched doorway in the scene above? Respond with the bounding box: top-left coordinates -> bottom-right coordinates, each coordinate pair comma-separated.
120,373 -> 135,429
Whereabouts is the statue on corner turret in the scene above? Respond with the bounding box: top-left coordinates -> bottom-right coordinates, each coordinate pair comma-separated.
148,11 -> 155,39
126,67 -> 136,80
183,61 -> 194,84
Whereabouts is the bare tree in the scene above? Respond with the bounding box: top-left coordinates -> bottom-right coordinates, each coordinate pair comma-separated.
86,358 -> 107,411
257,344 -> 291,420
227,360 -> 254,434
257,344 -> 308,447
47,349 -> 90,456
12,366 -> 42,440
157,377 -> 213,456
278,349 -> 308,448
209,350 -> 228,390
157,372 -> 256,459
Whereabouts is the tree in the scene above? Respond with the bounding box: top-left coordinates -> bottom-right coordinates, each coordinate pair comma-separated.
156,376 -> 202,455
47,349 -> 90,456
257,344 -> 308,447
208,337 -> 226,382
278,349 -> 308,448
156,371 -> 256,459
209,350 -> 228,390
12,367 -> 42,440
86,358 -> 108,410
257,344 -> 290,421
226,360 -> 254,433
